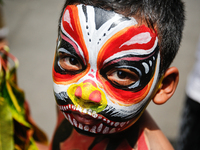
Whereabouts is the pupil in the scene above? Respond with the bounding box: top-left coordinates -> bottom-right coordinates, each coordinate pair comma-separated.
69,57 -> 78,65
117,71 -> 127,79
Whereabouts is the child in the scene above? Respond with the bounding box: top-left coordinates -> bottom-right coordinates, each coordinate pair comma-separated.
50,0 -> 185,149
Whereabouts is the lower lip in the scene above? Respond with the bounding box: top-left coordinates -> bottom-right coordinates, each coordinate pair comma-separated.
72,112 -> 101,126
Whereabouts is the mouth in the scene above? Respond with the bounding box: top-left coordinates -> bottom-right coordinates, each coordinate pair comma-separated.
58,104 -> 130,134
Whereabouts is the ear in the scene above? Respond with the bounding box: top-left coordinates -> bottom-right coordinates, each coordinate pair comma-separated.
153,67 -> 179,105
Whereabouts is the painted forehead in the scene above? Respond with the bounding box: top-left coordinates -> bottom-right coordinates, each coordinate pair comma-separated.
59,4 -> 158,65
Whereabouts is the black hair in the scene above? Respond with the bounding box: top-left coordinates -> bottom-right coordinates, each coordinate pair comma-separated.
58,0 -> 185,75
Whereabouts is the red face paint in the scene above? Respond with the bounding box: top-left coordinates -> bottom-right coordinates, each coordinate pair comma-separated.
53,4 -> 160,135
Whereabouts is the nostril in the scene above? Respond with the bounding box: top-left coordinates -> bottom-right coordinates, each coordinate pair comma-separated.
75,86 -> 82,98
89,90 -> 101,103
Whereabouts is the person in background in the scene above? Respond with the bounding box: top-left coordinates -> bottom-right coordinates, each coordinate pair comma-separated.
177,36 -> 200,150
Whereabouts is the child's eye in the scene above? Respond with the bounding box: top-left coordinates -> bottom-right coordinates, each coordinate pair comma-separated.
106,69 -> 139,86
59,53 -> 82,72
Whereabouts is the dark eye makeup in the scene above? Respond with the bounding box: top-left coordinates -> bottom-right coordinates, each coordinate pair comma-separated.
106,68 -> 139,87
58,52 -> 83,72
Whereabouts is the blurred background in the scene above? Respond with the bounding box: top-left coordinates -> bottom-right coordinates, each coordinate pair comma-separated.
2,0 -> 200,146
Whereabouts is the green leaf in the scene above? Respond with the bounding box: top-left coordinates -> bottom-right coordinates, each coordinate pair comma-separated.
1,67 -> 31,128
0,97 -> 14,150
28,138 -> 39,150
2,80 -> 31,128
0,47 -> 48,149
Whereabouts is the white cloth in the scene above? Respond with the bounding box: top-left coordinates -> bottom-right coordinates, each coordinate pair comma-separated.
186,36 -> 200,103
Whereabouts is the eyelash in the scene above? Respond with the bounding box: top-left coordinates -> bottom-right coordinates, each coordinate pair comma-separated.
58,52 -> 84,73
103,67 -> 140,88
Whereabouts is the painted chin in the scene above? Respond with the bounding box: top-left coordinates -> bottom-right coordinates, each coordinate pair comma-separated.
58,104 -> 132,134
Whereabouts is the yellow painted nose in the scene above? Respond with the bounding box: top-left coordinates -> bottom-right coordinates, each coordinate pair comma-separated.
67,79 -> 107,112
74,80 -> 101,103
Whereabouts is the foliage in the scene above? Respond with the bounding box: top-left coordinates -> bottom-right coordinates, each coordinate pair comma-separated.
0,46 -> 48,150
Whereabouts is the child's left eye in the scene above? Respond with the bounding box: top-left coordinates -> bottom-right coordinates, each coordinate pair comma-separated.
106,69 -> 139,86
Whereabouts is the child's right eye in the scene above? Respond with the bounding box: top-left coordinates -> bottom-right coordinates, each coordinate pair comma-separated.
58,53 -> 82,72
106,68 -> 139,87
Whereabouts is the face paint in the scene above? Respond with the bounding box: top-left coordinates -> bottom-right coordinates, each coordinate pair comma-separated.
53,4 -> 160,134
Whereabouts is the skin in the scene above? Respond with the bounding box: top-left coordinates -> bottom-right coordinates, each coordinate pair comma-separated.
49,4 -> 179,150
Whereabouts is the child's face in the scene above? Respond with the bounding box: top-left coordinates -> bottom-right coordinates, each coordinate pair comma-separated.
53,4 -> 160,134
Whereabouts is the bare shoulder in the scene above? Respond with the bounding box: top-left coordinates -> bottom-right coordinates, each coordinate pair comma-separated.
136,110 -> 174,150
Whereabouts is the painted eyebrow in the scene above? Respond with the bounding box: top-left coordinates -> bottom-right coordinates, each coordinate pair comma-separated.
103,37 -> 158,65
59,32 -> 86,64
58,48 -> 74,56
103,53 -> 155,68
60,32 -> 77,52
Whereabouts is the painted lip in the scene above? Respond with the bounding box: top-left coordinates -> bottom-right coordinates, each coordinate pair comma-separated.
58,104 -> 130,134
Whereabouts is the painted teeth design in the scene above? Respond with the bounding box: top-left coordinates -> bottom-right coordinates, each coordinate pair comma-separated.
98,116 -> 102,119
120,122 -> 126,127
110,122 -> 114,126
59,104 -> 130,134
84,125 -> 89,131
83,109 -> 87,113
90,126 -> 97,133
88,109 -> 92,115
62,112 -> 130,134
68,114 -> 73,125
63,113 -> 68,119
79,123 -> 83,130
73,118 -> 78,127
114,122 -> 120,127
109,128 -> 116,134
92,112 -> 98,118
97,123 -> 103,132
103,127 -> 109,134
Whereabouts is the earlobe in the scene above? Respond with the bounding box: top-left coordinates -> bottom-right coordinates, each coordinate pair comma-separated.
153,67 -> 179,105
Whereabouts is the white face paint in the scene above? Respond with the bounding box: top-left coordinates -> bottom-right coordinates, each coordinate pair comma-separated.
53,4 -> 160,134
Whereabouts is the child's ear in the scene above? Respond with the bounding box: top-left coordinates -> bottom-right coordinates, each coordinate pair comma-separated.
152,67 -> 179,105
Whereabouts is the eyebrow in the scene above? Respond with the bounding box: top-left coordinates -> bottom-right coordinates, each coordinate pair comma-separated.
102,38 -> 158,66
59,32 -> 86,65
60,32 -> 77,52
102,48 -> 158,69
58,48 -> 73,55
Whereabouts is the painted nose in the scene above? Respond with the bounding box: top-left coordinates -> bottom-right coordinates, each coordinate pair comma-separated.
74,79 -> 102,103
